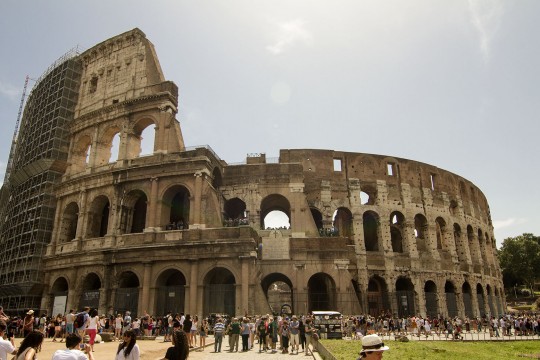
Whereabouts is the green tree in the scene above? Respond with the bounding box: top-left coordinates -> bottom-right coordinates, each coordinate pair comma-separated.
497,233 -> 540,296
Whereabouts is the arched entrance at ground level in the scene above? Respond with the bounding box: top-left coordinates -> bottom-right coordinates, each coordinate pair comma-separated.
424,281 -> 438,318
396,277 -> 416,317
203,268 -> 235,316
462,282 -> 473,318
486,285 -> 495,316
445,281 -> 458,318
477,284 -> 486,317
51,277 -> 68,316
307,273 -> 336,312
79,273 -> 101,311
367,276 -> 390,317
155,269 -> 186,316
261,274 -> 293,315
115,271 -> 139,317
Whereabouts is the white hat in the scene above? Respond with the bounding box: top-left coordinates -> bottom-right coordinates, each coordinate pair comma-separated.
26,310 -> 34,315
361,334 -> 389,353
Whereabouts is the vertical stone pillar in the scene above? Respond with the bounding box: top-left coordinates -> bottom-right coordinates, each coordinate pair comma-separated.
146,177 -> 159,230
403,221 -> 418,258
241,259 -> 249,316
294,264 -> 307,314
189,260 -> 199,315
141,262 -> 153,314
192,172 -> 203,227
471,288 -> 479,318
76,190 -> 88,239
50,199 -> 64,254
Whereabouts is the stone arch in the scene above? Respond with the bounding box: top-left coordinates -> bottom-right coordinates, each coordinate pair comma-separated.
414,214 -> 429,253
476,284 -> 486,316
223,197 -> 247,225
449,199 -> 458,216
119,189 -> 148,234
260,194 -> 291,229
155,269 -> 187,315
95,124 -> 122,167
261,273 -> 294,315
478,229 -> 487,263
79,273 -> 102,310
435,217 -> 446,250
51,277 -> 69,295
363,211 -> 380,251
203,267 -> 236,316
360,183 -> 377,205
161,185 -> 191,230
486,284 -> 495,315
70,134 -> 92,174
367,275 -> 390,317
445,281 -> 458,318
307,273 -> 337,311
310,207 -> 323,233
333,207 -> 353,237
424,280 -> 438,318
453,223 -> 466,263
467,225 -> 477,264
396,277 -> 416,317
390,211 -> 405,253
51,277 -> 69,316
115,271 -> 140,317
59,202 -> 79,243
130,116 -> 157,158
212,167 -> 223,189
462,281 -> 473,318
86,195 -> 110,238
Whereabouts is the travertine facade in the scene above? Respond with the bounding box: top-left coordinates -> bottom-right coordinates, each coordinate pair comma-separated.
26,29 -> 503,318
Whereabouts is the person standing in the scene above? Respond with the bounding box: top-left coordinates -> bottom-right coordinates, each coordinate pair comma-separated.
304,318 -> 315,355
212,318 -> 225,352
240,317 -> 250,352
115,314 -> 123,341
289,315 -> 300,354
65,310 -> 75,335
190,316 -> 198,348
23,311 -> 34,337
228,318 -> 240,352
256,316 -> 268,352
182,315 -> 192,347
0,320 -> 17,360
15,330 -> 43,360
85,309 -> 100,352
198,319 -> 208,351
115,330 -> 139,360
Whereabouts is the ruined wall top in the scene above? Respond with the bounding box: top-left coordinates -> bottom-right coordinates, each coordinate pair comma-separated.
75,28 -> 167,117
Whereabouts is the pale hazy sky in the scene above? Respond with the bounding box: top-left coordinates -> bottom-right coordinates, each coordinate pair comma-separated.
1,0 -> 538,247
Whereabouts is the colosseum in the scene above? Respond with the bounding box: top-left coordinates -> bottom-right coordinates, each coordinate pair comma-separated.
0,28 -> 504,319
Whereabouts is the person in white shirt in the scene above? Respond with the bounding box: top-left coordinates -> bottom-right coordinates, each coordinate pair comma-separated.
115,330 -> 140,360
85,309 -> 100,352
0,320 -> 17,360
52,333 -> 94,360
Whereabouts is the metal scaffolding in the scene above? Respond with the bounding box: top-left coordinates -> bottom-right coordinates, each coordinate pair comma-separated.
0,48 -> 82,315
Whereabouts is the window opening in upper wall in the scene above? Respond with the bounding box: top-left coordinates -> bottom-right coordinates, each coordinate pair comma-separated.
109,133 -> 120,163
89,77 -> 98,93
360,191 -> 370,205
333,158 -> 342,172
430,174 -> 436,191
387,163 -> 394,176
85,145 -> 91,164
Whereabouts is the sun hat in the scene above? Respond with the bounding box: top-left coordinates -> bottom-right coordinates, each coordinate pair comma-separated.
361,334 -> 389,353
26,310 -> 34,315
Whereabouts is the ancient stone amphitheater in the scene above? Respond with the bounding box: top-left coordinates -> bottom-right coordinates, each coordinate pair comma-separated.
0,28 -> 504,318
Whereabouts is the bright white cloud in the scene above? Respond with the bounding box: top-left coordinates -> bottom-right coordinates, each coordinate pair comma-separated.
0,80 -> 20,101
493,217 -> 527,230
467,0 -> 505,63
266,19 -> 313,55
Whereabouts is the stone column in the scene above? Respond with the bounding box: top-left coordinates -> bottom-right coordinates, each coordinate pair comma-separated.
403,221 -> 418,258
146,177 -> 159,230
76,190 -> 88,239
192,172 -> 203,227
49,199 -> 64,254
189,260 -> 199,315
141,262 -> 153,314
241,258 -> 249,316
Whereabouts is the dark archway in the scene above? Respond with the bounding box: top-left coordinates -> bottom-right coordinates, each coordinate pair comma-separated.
462,282 -> 473,318
333,207 -> 353,237
307,273 -> 336,312
424,281 -> 438,318
261,273 -> 293,315
445,281 -> 458,318
390,211 -> 405,253
155,269 -> 186,315
203,268 -> 236,316
396,277 -> 416,317
367,276 -> 390,317
435,217 -> 446,250
80,273 -> 101,310
224,198 -> 247,225
162,185 -> 190,229
363,211 -> 379,251
115,271 -> 139,317
87,195 -> 110,238
476,284 -> 486,317
119,190 -> 147,234
51,277 -> 69,316
59,202 -> 79,243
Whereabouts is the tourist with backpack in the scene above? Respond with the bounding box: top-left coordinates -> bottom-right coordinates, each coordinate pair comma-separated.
74,307 -> 90,337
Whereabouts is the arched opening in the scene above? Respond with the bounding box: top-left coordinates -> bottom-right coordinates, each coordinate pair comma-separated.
435,217 -> 446,250
445,281 -> 458,318
453,224 -> 465,262
478,230 -> 487,263
261,273 -> 293,315
59,202 -> 79,243
467,225 -> 476,264
119,190 -> 147,234
87,195 -> 110,238
486,285 -> 495,315
449,200 -> 458,216
162,185 -> 190,230
363,211 -> 379,251
94,126 -> 121,167
203,267 -> 236,316
115,271 -> 139,317
360,184 -> 377,205
367,276 -> 390,317
155,269 -> 186,315
212,168 -> 223,189
260,194 -> 291,229
310,208 -> 323,234
80,273 -> 101,310
139,125 -> 155,156
414,214 -> 428,252
390,211 -> 404,253
109,132 -> 121,163
332,207 -> 353,237
223,198 -> 247,226
360,191 -> 370,205
476,284 -> 486,317
70,135 -> 92,174
396,277 -> 416,317
462,282 -> 473,318
307,273 -> 336,311
424,281 -> 438,318
51,277 -> 68,317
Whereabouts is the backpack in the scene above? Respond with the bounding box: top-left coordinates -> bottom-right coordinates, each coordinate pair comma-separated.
74,313 -> 85,329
